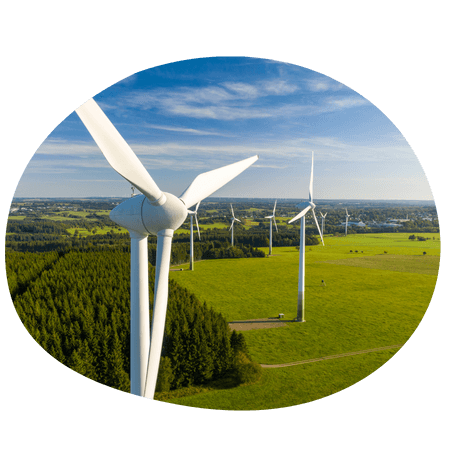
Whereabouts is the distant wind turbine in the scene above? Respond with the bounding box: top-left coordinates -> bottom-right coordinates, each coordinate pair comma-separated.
264,200 -> 278,255
344,208 -> 350,236
75,98 -> 258,399
187,202 -> 201,271
288,152 -> 324,322
229,204 -> 241,246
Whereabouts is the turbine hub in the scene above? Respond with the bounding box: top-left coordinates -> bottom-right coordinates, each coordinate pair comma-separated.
110,193 -> 187,236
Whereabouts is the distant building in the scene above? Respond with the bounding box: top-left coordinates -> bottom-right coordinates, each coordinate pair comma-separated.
340,221 -> 366,227
376,222 -> 402,228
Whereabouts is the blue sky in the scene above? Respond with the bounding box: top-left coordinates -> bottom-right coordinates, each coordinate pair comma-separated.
15,57 -> 433,200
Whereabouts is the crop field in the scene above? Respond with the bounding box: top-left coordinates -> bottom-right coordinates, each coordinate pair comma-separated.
166,233 -> 440,409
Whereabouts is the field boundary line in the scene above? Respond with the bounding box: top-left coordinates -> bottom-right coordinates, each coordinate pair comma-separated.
260,344 -> 403,368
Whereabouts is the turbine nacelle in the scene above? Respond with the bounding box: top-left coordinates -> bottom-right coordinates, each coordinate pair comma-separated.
110,192 -> 187,236
187,202 -> 201,240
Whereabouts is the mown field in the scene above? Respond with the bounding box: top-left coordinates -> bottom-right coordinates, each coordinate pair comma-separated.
166,233 -> 440,409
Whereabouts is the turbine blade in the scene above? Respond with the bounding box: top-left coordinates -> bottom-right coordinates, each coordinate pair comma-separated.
143,230 -> 173,399
195,214 -> 201,240
179,155 -> 258,209
288,205 -> 311,224
273,217 -> 278,233
309,152 -> 314,202
235,218 -> 241,223
312,209 -> 325,246
273,200 -> 277,215
229,219 -> 234,231
195,200 -> 201,212
76,98 -> 165,205
231,204 -> 235,218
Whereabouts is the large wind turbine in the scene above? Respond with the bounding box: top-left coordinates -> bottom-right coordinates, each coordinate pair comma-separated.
229,204 -> 241,246
344,208 -> 350,236
264,200 -> 278,256
288,152 -> 324,322
75,98 -> 258,399
187,202 -> 201,271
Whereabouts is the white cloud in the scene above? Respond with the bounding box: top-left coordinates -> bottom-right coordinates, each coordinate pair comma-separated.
306,77 -> 344,92
145,124 -> 230,136
324,96 -> 368,109
261,79 -> 298,95
116,79 -> 300,120
220,82 -> 260,99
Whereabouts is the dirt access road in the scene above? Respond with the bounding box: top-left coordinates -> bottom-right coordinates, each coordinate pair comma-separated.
260,345 -> 402,368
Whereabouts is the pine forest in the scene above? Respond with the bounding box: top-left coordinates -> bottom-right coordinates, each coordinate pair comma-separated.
7,249 -> 259,395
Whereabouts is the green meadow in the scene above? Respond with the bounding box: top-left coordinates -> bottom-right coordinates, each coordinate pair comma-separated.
166,233 -> 439,409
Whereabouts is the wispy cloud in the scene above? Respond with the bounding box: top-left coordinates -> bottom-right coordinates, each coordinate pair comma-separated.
31,133 -> 414,177
305,77 -> 344,92
324,96 -> 368,109
114,79 -> 301,121
145,124 -> 230,136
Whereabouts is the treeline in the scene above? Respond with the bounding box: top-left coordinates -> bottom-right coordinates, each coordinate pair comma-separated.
8,250 -> 259,394
5,229 -> 315,263
6,220 -> 71,235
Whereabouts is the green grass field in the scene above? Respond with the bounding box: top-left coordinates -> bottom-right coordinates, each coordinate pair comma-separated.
166,233 -> 439,409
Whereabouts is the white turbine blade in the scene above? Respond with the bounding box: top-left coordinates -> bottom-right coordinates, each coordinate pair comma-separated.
231,204 -> 235,218
195,214 -> 201,240
179,155 -> 258,209
288,205 -> 311,224
273,217 -> 278,233
273,200 -> 277,215
143,230 -> 173,399
264,215 -> 273,219
309,152 -> 314,202
311,209 -> 324,246
76,98 -> 165,205
195,201 -> 201,213
229,219 -> 235,231
235,218 -> 241,223
324,212 -> 327,218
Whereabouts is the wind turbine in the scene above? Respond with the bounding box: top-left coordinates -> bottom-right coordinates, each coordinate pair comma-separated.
319,211 -> 327,236
288,152 -> 324,322
75,98 -> 258,399
229,204 -> 241,246
344,208 -> 350,236
187,202 -> 201,271
264,200 -> 278,256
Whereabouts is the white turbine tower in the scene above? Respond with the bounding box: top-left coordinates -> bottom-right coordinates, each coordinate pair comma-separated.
187,202 -> 201,271
288,152 -> 324,322
264,200 -> 278,256
229,204 -> 241,246
344,208 -> 351,236
75,98 -> 258,399
319,211 -> 327,236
